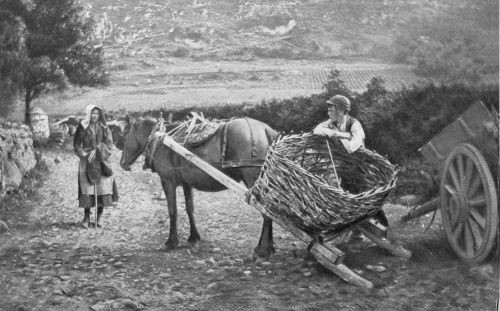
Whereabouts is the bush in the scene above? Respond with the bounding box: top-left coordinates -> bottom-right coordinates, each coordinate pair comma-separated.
389,3 -> 499,85
364,82 -> 499,163
120,72 -> 497,200
125,71 -> 498,166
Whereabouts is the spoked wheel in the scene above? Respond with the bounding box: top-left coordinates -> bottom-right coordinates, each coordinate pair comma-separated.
440,143 -> 498,264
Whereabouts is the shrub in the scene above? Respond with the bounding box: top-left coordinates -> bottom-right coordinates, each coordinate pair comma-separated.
365,82 -> 499,163
125,72 -> 498,166
389,3 -> 499,85
119,72 -> 497,200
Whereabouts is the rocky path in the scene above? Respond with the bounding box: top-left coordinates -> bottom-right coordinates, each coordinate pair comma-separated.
0,147 -> 498,311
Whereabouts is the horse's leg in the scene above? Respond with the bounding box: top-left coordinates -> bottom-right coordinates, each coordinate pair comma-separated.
162,179 -> 179,249
240,168 -> 275,259
183,184 -> 201,246
253,215 -> 275,259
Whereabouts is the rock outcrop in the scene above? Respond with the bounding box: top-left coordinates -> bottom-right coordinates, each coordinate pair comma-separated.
0,121 -> 37,190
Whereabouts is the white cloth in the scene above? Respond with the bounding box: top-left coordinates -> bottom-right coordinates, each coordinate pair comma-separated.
315,118 -> 365,153
80,104 -> 107,129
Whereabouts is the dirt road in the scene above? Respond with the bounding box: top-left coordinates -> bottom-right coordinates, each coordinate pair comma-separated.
0,147 -> 497,311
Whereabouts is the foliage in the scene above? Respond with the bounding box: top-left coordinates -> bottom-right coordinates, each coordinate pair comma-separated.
58,44 -> 108,86
0,3 -> 26,114
129,71 -> 498,167
0,0 -> 109,123
123,71 -> 497,199
389,1 -> 498,84
363,82 -> 499,163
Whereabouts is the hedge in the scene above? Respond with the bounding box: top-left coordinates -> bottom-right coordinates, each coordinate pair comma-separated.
122,71 -> 498,165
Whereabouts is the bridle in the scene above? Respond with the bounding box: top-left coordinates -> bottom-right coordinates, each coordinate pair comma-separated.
121,119 -> 158,169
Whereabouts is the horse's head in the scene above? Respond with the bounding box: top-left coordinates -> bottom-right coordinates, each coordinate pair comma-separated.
119,116 -> 157,171
107,119 -> 127,150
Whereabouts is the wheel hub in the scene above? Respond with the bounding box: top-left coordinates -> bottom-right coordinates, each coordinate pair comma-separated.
450,192 -> 469,224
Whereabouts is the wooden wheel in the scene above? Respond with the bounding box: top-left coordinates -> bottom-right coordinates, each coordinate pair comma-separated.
440,143 -> 498,264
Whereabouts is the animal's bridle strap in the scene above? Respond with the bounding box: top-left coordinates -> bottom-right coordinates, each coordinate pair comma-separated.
123,119 -> 157,168
144,119 -> 171,168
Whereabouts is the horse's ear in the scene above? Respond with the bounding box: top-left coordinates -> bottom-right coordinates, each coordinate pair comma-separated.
166,112 -> 173,124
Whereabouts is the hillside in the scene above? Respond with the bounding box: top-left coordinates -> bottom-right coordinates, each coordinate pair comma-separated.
30,0 -> 496,116
84,0 -> 448,61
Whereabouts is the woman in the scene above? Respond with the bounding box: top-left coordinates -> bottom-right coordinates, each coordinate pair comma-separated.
74,105 -> 118,228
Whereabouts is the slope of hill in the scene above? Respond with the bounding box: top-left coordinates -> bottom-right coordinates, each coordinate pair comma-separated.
30,0 -> 495,116
84,0 -> 448,61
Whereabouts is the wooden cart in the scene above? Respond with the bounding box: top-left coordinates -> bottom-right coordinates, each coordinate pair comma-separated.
402,101 -> 499,264
159,133 -> 411,289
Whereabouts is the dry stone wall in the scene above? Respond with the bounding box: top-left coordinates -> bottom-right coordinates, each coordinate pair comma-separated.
0,121 -> 37,191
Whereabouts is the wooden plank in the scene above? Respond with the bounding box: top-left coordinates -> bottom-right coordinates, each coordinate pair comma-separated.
365,218 -> 388,237
161,134 -> 248,196
400,197 -> 439,222
311,249 -> 373,289
355,223 -> 412,259
310,242 -> 345,265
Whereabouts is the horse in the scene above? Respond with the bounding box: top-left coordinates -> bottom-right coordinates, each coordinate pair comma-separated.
107,119 -> 127,150
119,116 -> 278,259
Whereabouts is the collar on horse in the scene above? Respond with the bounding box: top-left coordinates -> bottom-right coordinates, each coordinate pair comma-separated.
143,113 -> 216,171
144,115 -> 169,171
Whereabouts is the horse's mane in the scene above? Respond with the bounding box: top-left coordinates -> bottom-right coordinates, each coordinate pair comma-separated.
139,117 -> 183,132
139,117 -> 157,127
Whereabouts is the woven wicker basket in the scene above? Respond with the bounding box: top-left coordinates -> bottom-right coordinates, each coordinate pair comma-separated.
249,133 -> 398,233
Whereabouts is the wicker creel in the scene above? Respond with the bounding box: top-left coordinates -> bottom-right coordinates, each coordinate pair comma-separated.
249,133 -> 398,233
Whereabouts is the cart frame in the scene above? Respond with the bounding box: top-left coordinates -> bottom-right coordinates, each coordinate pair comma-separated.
403,101 -> 498,264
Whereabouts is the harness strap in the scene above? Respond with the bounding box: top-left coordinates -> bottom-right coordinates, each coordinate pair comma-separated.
145,134 -> 161,171
142,122 -> 164,170
123,120 -> 148,167
244,117 -> 257,159
220,118 -> 233,164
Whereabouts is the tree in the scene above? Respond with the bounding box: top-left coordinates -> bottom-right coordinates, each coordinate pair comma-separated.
0,0 -> 109,124
0,2 -> 26,115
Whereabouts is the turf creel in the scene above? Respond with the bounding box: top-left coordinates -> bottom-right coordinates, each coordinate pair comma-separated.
249,133 -> 398,233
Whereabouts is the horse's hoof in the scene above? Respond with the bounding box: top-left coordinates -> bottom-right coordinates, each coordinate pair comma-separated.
252,251 -> 269,261
253,245 -> 275,260
187,235 -> 201,245
188,240 -> 200,250
165,240 -> 179,250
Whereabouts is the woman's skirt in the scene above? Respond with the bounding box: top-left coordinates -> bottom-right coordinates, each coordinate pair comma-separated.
78,159 -> 118,208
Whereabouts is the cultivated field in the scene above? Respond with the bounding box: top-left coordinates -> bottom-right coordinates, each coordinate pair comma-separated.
33,0 -> 431,117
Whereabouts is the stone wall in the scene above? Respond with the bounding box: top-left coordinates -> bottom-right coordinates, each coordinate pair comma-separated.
0,121 -> 37,191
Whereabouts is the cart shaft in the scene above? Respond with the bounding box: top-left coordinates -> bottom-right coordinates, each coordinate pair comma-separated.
401,197 -> 439,222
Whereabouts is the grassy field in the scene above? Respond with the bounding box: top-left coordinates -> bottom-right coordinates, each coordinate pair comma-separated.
26,0 -> 453,117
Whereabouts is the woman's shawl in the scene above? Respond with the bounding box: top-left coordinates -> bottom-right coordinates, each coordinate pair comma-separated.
74,105 -> 114,184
